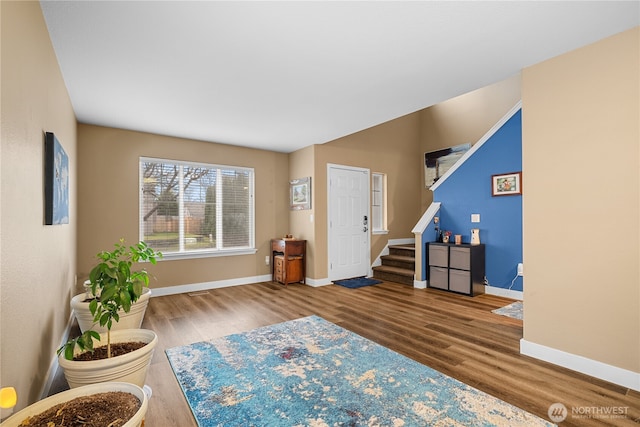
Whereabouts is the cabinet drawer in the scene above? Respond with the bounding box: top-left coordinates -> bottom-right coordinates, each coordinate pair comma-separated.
449,247 -> 470,270
429,245 -> 448,267
449,269 -> 470,294
429,266 -> 448,290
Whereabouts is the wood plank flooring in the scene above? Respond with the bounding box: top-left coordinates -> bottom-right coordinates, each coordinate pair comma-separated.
64,281 -> 640,425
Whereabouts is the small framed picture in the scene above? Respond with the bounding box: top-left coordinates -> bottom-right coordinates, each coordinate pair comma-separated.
491,172 -> 522,196
290,177 -> 311,210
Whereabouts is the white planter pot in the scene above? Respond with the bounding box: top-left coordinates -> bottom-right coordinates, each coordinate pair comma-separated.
1,382 -> 148,427
71,287 -> 152,333
59,329 -> 157,389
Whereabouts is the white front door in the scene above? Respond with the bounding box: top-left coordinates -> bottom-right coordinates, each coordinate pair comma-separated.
328,164 -> 370,281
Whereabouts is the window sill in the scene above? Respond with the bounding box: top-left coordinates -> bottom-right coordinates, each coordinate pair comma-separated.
154,248 -> 257,261
372,230 -> 389,235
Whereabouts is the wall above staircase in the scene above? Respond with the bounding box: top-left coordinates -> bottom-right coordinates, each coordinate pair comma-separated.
428,104 -> 523,292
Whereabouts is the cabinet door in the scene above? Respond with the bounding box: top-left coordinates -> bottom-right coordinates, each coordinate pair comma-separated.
429,266 -> 448,290
286,257 -> 303,283
449,247 -> 470,270
429,245 -> 448,267
449,269 -> 471,294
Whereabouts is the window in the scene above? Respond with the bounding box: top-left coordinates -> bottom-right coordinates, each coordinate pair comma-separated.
140,157 -> 255,258
372,173 -> 387,234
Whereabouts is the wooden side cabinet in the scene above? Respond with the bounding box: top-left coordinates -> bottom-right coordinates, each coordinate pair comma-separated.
427,242 -> 485,296
271,238 -> 306,285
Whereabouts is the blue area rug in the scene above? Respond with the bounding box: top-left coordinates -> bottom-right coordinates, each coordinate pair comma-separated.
166,315 -> 553,426
492,301 -> 523,320
333,276 -> 382,288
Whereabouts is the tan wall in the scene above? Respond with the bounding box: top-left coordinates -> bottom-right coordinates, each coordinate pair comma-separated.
0,1 -> 78,407
77,125 -> 289,289
522,27 -> 639,372
288,145 -> 316,277
311,112 -> 423,280
419,75 -> 522,211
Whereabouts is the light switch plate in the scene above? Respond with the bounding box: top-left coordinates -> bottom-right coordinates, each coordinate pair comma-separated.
471,214 -> 480,223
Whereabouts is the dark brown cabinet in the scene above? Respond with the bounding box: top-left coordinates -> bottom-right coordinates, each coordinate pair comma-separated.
271,239 -> 306,285
427,242 -> 485,296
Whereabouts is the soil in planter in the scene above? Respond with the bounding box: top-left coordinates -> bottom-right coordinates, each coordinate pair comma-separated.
73,342 -> 147,361
17,391 -> 140,427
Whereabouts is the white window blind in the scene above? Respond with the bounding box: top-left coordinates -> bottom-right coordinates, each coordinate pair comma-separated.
140,157 -> 254,256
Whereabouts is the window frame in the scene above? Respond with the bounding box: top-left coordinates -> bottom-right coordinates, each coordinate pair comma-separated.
371,172 -> 388,234
139,156 -> 256,260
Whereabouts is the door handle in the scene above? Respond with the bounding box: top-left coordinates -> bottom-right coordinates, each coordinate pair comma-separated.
363,226 -> 368,232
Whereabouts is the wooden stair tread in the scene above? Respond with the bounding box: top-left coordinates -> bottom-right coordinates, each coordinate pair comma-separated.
388,244 -> 415,251
381,254 -> 415,262
373,265 -> 414,276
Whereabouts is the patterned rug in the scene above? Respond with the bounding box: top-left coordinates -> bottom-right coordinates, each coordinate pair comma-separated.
492,301 -> 524,320
166,316 -> 552,426
332,277 -> 382,288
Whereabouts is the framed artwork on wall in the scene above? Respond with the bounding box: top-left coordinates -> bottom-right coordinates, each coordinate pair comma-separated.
491,171 -> 522,196
44,132 -> 70,225
424,143 -> 471,188
290,177 -> 311,210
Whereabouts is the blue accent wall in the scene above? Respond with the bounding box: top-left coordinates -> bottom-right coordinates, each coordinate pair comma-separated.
432,109 -> 523,290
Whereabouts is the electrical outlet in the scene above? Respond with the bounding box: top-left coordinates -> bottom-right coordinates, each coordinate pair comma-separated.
517,263 -> 524,276
265,256 -> 270,266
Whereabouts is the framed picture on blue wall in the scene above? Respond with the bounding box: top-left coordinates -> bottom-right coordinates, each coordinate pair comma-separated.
44,132 -> 70,224
491,171 -> 522,196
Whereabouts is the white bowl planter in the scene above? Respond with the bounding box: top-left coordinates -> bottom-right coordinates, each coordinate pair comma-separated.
59,329 -> 157,389
1,382 -> 148,427
71,287 -> 152,333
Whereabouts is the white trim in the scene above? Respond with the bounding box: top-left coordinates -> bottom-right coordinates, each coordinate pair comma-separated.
305,277 -> 332,287
414,280 -> 427,289
42,311 -> 76,399
389,238 -> 415,246
150,274 -> 272,296
430,101 -> 522,192
520,339 -> 640,392
411,202 -> 441,234
485,286 -> 523,300
150,274 -> 334,296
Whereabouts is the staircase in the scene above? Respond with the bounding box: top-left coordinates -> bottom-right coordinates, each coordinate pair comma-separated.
372,244 -> 415,286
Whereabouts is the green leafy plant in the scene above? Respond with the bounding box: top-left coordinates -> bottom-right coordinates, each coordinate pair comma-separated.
58,239 -> 162,360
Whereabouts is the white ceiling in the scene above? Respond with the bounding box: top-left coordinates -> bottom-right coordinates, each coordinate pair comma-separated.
40,1 -> 639,153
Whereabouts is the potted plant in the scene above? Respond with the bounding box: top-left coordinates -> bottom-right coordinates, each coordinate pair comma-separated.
1,382 -> 148,427
71,239 -> 161,334
58,239 -> 162,388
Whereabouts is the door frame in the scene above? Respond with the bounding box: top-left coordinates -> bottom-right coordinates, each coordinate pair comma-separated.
326,163 -> 371,281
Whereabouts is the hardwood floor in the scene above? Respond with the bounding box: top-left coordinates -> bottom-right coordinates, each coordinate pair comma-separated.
85,281 -> 640,425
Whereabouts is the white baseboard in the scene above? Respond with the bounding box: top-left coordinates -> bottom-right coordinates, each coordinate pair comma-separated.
152,274 -> 334,296
304,277 -> 332,287
520,339 -> 640,392
414,280 -> 427,289
151,274 -> 272,296
42,311 -> 76,399
485,286 -> 523,300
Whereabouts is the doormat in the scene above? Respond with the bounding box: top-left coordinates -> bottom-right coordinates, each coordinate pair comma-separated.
333,276 -> 382,289
165,315 -> 553,426
492,301 -> 523,320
